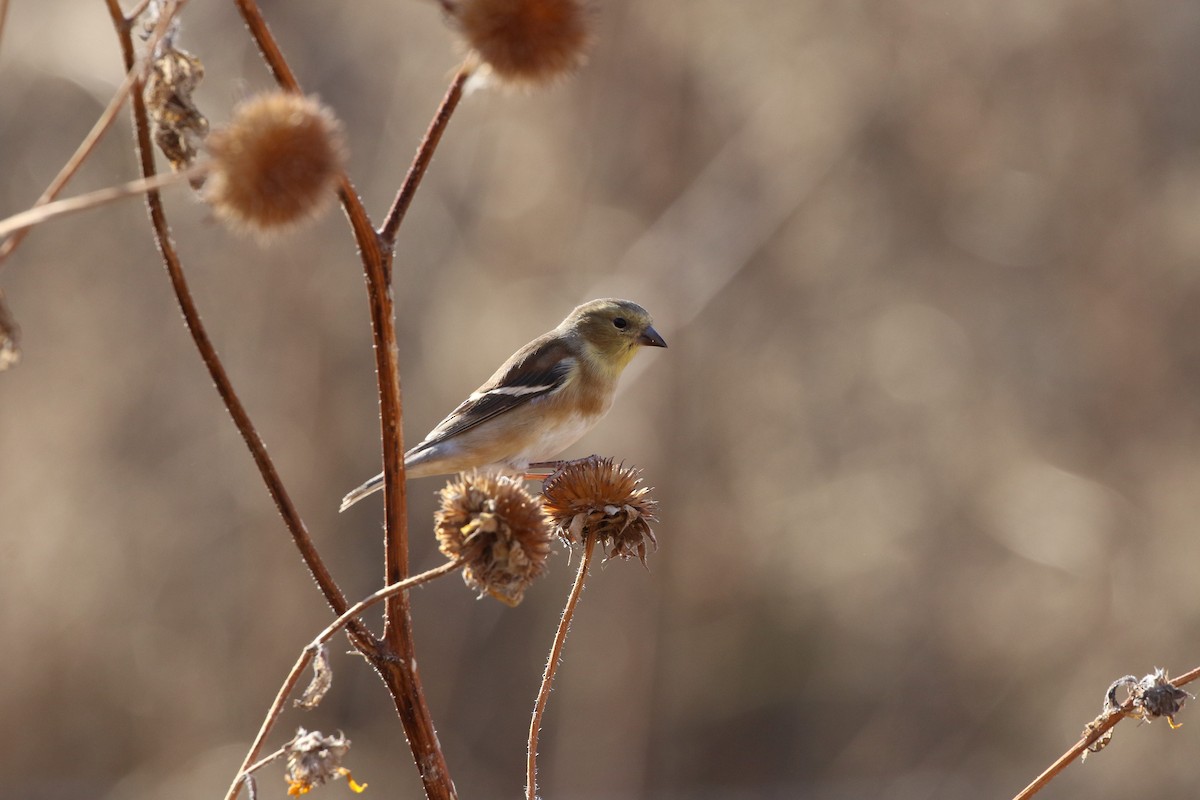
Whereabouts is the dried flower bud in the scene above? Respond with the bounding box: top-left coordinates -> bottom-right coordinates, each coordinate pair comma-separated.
435,471 -> 552,606
284,729 -> 366,796
294,645 -> 333,711
449,0 -> 592,87
144,42 -> 209,175
205,92 -> 346,237
0,289 -> 20,371
541,456 -> 657,564
1131,668 -> 1191,726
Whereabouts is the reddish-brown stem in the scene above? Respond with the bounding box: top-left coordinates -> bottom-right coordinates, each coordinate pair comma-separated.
222,560 -> 464,800
527,530 -> 598,800
1013,665 -> 1200,800
378,61 -> 472,249
107,0 -> 358,627
0,0 -> 9,61
232,2 -> 456,798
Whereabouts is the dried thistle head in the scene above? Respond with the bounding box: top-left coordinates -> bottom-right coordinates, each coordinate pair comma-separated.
284,729 -> 366,796
205,92 -> 346,238
448,0 -> 593,87
435,471 -> 552,606
541,456 -> 657,564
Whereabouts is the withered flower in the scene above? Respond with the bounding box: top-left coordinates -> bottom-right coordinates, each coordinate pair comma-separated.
541,456 -> 657,564
447,0 -> 593,87
144,42 -> 209,175
435,471 -> 552,606
284,729 -> 366,796
205,92 -> 346,237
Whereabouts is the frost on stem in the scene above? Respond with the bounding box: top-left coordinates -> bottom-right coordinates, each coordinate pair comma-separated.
446,0 -> 593,87
205,92 -> 346,238
284,729 -> 367,796
541,456 -> 658,564
435,471 -> 552,606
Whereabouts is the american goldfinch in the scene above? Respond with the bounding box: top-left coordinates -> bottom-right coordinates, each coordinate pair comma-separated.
340,298 -> 666,511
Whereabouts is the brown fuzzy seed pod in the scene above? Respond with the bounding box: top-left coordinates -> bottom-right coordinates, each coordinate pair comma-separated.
205,92 -> 346,237
453,0 -> 592,86
541,456 -> 658,564
435,471 -> 552,606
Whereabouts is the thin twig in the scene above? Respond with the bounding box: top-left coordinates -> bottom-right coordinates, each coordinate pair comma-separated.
0,0 -> 188,267
105,0 -> 359,627
232,3 -> 456,798
1013,665 -> 1200,800
311,559 -> 465,651
377,61 -> 472,249
223,651 -> 312,800
222,560 -> 464,800
126,0 -> 156,21
527,530 -> 597,800
242,744 -> 288,778
0,162 -> 205,240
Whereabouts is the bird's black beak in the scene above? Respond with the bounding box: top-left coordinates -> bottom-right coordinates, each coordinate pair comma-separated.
639,325 -> 667,348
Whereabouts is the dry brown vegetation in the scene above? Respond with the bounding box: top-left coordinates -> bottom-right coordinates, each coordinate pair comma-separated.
3,1 -> 1200,798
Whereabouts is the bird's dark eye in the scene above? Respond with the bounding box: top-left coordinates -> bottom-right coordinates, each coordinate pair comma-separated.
613,317 -> 628,329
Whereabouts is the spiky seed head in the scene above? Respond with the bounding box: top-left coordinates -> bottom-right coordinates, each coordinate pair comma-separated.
451,0 -> 592,87
436,471 -> 552,606
205,92 -> 346,237
541,456 -> 658,564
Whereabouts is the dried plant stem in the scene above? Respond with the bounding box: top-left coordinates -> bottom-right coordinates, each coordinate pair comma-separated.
0,0 -> 9,64
105,0 -> 359,626
222,560 -> 464,800
1013,664 -> 1200,800
0,163 -> 206,241
312,559 -> 464,651
527,530 -> 598,800
0,0 -> 188,267
378,61 -> 472,248
233,3 -> 458,798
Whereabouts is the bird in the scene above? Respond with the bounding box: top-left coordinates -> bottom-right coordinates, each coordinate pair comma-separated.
339,298 -> 667,511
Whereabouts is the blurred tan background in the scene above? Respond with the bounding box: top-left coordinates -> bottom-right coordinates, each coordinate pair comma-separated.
5,1 -> 1200,798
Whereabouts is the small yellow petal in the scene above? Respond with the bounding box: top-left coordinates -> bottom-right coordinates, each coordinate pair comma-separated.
338,768 -> 368,793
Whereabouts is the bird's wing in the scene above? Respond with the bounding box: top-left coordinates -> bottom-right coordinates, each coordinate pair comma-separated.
408,335 -> 576,454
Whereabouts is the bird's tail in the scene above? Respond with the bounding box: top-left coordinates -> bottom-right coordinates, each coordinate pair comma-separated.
339,472 -> 385,512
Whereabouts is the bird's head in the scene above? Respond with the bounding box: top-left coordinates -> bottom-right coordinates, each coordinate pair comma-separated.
565,298 -> 667,374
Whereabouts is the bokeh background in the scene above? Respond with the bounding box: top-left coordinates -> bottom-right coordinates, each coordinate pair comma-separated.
4,1 -> 1200,798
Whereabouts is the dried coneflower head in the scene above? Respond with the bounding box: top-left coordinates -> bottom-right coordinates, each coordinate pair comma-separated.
435,471 -> 552,606
284,728 -> 367,796
449,0 -> 593,87
205,92 -> 346,237
541,456 -> 658,564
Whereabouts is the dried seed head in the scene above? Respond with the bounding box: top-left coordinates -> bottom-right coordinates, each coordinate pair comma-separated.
450,0 -> 592,87
205,92 -> 346,237
435,471 -> 552,606
284,729 -> 367,796
541,456 -> 658,564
